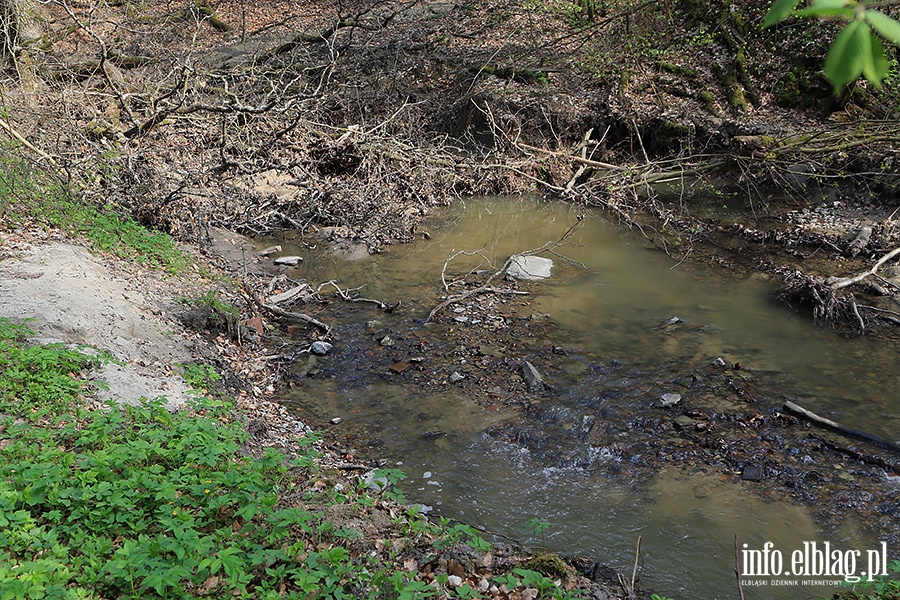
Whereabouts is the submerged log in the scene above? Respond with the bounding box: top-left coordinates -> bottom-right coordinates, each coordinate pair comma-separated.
784,400 -> 900,454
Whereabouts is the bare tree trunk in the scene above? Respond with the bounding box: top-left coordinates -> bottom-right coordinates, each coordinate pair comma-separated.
1,0 -> 42,89
2,0 -> 41,52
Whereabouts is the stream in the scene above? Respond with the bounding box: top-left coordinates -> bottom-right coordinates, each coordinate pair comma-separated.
266,196 -> 899,600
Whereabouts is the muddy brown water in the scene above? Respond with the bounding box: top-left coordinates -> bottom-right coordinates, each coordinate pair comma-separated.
267,197 -> 899,600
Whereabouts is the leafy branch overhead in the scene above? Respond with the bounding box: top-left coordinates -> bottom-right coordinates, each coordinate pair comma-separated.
763,0 -> 900,90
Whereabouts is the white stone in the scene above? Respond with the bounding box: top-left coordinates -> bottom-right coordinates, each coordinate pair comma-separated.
273,255 -> 303,266
506,254 -> 553,281
311,341 -> 333,355
660,393 -> 682,407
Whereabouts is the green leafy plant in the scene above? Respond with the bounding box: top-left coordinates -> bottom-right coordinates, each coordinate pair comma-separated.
434,520 -> 492,552
0,318 -> 102,415
0,311 -> 601,600
837,559 -> 900,599
372,467 -> 409,503
494,568 -> 582,599
528,517 -> 551,550
178,362 -> 222,392
763,0 -> 900,90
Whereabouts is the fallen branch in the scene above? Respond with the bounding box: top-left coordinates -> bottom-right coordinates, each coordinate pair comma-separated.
427,217 -> 588,321
426,284 -> 529,322
0,119 -> 59,169
440,249 -> 493,292
828,246 -> 900,291
734,534 -> 745,600
784,400 -> 900,454
243,279 -> 331,333
318,279 -> 392,311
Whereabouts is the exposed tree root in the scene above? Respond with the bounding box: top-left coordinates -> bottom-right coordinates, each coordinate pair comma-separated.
775,247 -> 900,334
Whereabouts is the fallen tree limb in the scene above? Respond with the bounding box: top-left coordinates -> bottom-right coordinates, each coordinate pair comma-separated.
243,279 -> 331,332
828,246 -> 900,291
0,118 -> 59,169
426,284 -> 529,323
318,279 -> 392,311
784,400 -> 900,454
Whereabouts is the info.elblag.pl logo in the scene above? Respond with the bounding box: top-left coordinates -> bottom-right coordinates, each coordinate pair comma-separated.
740,541 -> 890,586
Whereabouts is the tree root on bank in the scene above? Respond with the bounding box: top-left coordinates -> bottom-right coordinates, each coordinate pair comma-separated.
775,247 -> 900,334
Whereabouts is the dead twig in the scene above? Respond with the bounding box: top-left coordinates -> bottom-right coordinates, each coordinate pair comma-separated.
318,279 -> 390,311
243,279 -> 331,333
0,119 -> 59,169
427,216 -> 587,321
440,249 -> 494,292
426,283 -> 529,323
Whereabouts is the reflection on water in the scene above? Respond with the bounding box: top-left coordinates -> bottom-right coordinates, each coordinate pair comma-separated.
272,196 -> 898,599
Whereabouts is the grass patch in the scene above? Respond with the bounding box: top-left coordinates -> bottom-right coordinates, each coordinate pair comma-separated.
0,144 -> 187,273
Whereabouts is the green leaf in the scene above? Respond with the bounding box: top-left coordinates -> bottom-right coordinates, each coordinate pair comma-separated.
862,34 -> 889,87
795,6 -> 854,19
811,0 -> 850,9
824,20 -> 869,90
763,0 -> 802,28
865,9 -> 900,44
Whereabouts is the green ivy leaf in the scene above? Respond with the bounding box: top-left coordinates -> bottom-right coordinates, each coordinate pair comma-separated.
824,19 -> 870,89
865,9 -> 900,44
763,0 -> 802,28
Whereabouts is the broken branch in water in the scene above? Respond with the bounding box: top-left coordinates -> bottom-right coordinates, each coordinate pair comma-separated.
427,216 -> 588,322
440,249 -> 493,292
426,283 -> 529,323
243,279 -> 331,333
810,434 -> 900,473
775,247 -> 900,333
318,279 -> 393,311
783,400 -> 900,454
827,246 -> 900,291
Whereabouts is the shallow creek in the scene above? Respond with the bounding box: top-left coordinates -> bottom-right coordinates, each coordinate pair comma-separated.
268,197 -> 899,599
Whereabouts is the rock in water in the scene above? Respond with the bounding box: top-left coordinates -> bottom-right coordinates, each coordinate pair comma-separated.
660,393 -> 682,407
741,464 -> 763,481
506,254 -> 553,281
522,361 -> 550,392
310,341 -> 333,355
274,255 -> 303,266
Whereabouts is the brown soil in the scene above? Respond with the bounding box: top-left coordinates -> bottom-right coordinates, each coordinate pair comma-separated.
6,0 -> 899,332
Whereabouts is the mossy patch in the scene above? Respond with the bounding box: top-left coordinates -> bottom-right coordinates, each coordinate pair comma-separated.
520,552 -> 570,579
773,67 -> 832,108
656,61 -> 697,79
